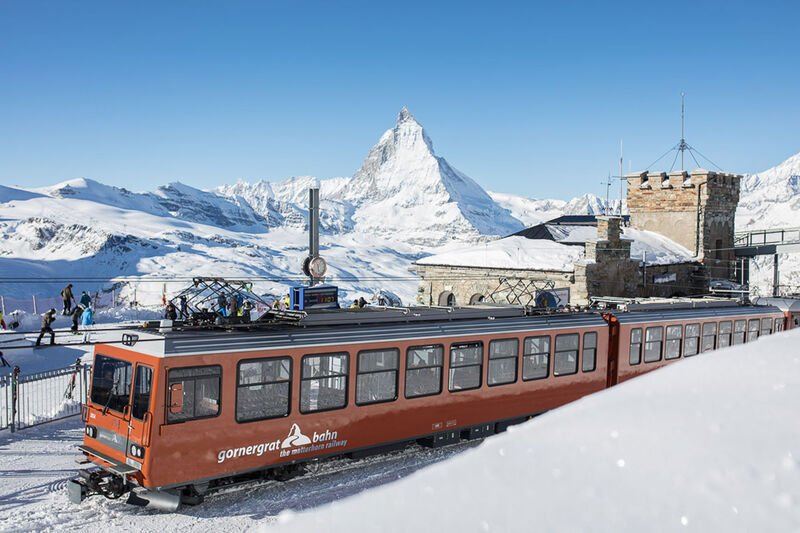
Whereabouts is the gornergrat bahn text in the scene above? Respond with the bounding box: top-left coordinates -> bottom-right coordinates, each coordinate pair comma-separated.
69,300 -> 794,511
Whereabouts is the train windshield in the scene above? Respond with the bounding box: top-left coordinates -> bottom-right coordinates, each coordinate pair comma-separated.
91,354 -> 133,413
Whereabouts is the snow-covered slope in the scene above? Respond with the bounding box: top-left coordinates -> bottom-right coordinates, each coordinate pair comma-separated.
277,328 -> 800,533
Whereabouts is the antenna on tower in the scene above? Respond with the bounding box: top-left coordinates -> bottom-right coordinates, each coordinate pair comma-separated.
678,92 -> 687,170
602,172 -> 612,215
618,139 -> 624,216
643,92 -> 723,172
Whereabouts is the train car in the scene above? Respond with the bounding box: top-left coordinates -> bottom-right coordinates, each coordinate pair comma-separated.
608,300 -> 785,384
752,296 -> 800,330
69,306 -> 610,510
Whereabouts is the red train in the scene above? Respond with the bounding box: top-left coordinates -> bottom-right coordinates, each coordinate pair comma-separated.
69,299 -> 792,510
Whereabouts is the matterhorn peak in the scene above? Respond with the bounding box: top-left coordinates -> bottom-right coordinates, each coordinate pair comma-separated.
397,106 -> 416,124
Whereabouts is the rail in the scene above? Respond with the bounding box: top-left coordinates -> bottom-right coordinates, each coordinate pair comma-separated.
734,227 -> 800,248
0,361 -> 92,432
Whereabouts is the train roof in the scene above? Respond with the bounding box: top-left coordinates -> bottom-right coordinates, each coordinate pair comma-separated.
751,296 -> 800,312
106,306 -> 609,358
611,304 -> 782,325
102,302 -> 784,358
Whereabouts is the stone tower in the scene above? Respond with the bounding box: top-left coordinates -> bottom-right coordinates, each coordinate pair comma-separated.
626,169 -> 741,279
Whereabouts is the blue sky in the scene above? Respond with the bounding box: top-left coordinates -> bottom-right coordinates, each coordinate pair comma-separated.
1,0 -> 798,201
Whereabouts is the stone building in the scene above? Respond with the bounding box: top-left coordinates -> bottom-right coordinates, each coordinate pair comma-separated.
626,168 -> 740,280
412,168 -> 742,307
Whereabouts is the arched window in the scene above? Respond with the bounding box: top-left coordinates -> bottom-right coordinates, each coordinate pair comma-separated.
469,294 -> 485,305
438,291 -> 456,306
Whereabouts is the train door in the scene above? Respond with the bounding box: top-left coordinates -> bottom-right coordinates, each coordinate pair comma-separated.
125,364 -> 154,465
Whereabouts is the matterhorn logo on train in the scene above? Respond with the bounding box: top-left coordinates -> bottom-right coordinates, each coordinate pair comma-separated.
216,423 -> 347,464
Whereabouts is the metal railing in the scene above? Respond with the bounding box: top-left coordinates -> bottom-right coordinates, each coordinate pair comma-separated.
0,361 -> 92,432
735,227 -> 800,248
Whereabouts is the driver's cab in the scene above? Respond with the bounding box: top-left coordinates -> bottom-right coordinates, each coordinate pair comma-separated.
83,347 -> 157,481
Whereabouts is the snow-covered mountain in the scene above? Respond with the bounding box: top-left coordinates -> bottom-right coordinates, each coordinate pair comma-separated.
219,108 -> 525,245
0,109 -> 552,305
4,107 -> 794,307
736,151 -> 800,296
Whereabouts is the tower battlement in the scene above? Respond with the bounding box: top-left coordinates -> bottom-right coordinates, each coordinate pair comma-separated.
626,168 -> 741,275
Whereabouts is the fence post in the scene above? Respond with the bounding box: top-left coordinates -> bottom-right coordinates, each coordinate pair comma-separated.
32,295 -> 37,315
1,295 -> 4,315
10,366 -> 19,433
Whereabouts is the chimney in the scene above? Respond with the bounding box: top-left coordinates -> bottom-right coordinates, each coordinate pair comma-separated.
596,216 -> 621,242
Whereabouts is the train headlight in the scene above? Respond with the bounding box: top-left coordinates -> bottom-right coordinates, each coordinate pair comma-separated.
85,426 -> 97,438
129,444 -> 145,459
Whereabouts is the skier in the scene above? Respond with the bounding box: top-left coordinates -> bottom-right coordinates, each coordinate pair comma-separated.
358,297 -> 367,308
35,308 -> 57,346
60,284 -> 75,315
80,306 -> 94,343
79,291 -> 92,309
70,305 -> 85,334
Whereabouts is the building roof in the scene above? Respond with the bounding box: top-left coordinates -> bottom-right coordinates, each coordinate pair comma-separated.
415,216 -> 696,272
509,215 -> 631,242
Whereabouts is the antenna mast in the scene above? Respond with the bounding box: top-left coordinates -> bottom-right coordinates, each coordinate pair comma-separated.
679,92 -> 687,170
618,139 -> 624,216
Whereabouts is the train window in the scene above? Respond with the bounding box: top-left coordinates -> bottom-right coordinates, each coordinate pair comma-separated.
236,357 -> 291,422
356,348 -> 399,405
522,336 -> 550,380
91,354 -> 133,414
167,366 -> 221,423
582,332 -> 597,372
684,324 -> 700,357
644,327 -> 663,363
733,320 -> 746,345
718,321 -> 732,348
449,343 -> 483,392
131,365 -> 153,420
406,345 -> 444,398
665,325 -> 682,359
775,318 -> 784,332
300,353 -> 348,413
701,322 -> 717,352
629,328 -> 642,365
488,339 -> 518,386
553,334 -> 579,376
747,319 -> 760,343
760,318 -> 772,336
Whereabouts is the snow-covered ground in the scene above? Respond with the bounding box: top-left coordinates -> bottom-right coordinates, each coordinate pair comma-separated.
0,328 -> 797,531
280,327 -> 800,532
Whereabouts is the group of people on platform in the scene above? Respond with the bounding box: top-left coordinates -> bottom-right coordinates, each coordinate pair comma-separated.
34,284 -> 96,347
163,293 -> 255,322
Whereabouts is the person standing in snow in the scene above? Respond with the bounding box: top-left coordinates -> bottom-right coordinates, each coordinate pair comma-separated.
80,306 -> 94,343
36,309 -> 57,346
164,302 -> 178,321
358,297 -> 367,308
79,291 -> 92,309
0,310 -> 6,330
179,295 -> 188,319
70,305 -> 84,334
228,296 -> 238,319
61,284 -> 75,315
217,294 -> 228,317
